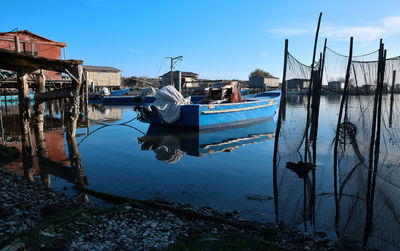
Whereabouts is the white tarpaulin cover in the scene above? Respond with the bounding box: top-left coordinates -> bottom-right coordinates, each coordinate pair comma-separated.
152,85 -> 191,124
140,86 -> 157,100
100,87 -> 110,96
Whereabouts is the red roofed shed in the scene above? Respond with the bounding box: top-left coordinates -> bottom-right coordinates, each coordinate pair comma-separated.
0,30 -> 67,79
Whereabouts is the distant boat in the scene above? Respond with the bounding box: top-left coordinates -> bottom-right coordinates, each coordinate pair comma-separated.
138,119 -> 276,162
1,93 -> 35,102
88,87 -> 131,99
138,82 -> 281,130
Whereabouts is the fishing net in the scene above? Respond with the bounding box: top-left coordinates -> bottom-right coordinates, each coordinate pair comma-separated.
273,44 -> 400,250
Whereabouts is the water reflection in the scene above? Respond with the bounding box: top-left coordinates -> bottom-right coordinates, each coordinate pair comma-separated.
1,100 -> 88,201
138,120 -> 276,163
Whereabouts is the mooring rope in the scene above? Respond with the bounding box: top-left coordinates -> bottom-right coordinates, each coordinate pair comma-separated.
77,112 -> 145,146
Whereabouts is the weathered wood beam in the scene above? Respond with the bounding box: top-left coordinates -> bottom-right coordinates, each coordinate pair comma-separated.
0,48 -> 83,73
34,71 -> 47,157
17,73 -> 33,157
35,88 -> 75,101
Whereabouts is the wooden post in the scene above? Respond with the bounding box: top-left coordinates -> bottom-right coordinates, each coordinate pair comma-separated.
364,40 -> 385,246
34,70 -> 47,157
14,36 -> 21,52
15,35 -> 33,158
34,70 -> 50,187
389,70 -> 396,127
281,39 -> 288,121
0,97 -> 4,144
332,36 -> 353,234
85,82 -> 90,134
304,12 -> 322,163
65,65 -> 88,200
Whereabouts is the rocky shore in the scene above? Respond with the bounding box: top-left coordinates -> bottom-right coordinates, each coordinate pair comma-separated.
0,167 -> 342,250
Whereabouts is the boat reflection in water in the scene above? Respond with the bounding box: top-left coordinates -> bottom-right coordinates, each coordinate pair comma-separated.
138,119 -> 276,163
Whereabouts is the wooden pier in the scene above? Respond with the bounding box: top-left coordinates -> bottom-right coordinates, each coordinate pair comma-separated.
0,37 -> 86,188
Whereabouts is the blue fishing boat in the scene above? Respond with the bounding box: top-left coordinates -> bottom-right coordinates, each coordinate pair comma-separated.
138,82 -> 280,130
88,87 -> 131,100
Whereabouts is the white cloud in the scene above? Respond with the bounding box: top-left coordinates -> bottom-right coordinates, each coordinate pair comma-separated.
267,16 -> 400,41
260,52 -> 267,57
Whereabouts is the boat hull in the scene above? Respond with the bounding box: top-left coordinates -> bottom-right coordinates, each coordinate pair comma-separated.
141,91 -> 281,130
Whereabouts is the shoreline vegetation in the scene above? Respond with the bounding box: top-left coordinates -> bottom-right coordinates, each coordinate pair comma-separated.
1,146 -> 346,250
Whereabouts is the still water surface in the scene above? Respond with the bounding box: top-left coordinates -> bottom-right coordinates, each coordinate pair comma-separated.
1,95 -> 399,250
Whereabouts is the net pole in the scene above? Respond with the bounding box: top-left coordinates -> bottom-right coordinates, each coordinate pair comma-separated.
333,36 -> 353,235
304,12 -> 322,163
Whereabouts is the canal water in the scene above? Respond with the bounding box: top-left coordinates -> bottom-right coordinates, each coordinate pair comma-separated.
1,95 -> 399,250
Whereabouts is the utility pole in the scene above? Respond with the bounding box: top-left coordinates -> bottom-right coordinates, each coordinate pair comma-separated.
166,56 -> 183,85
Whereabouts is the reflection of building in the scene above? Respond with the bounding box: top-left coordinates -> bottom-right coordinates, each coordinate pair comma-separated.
0,30 -> 66,80
2,130 -> 68,175
361,84 -> 376,92
287,78 -> 310,90
249,76 -> 279,89
83,65 -> 121,92
328,81 -> 345,90
161,71 -> 199,87
88,105 -> 122,122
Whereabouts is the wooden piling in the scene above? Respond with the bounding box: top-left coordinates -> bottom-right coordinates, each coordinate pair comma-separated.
34,70 -> 47,157
65,65 -> 85,188
281,39 -> 288,121
332,36 -> 353,234
364,40 -> 385,246
304,12 -> 322,163
15,36 -> 33,158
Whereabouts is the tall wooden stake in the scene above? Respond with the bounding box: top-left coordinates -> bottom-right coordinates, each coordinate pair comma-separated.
281,39 -> 288,121
333,36 -> 353,234
304,12 -> 322,163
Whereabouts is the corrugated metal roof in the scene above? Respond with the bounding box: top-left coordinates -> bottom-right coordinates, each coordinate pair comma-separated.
83,65 -> 121,73
161,71 -> 198,77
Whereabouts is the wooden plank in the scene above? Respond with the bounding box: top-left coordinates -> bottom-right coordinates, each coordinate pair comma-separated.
0,48 -> 82,73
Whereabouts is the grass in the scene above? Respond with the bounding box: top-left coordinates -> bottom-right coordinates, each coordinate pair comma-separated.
165,232 -> 287,251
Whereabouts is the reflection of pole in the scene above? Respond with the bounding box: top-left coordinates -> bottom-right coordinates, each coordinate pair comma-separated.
389,70 -> 396,128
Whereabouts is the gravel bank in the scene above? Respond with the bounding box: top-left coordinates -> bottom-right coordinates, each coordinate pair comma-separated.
0,167 -> 343,250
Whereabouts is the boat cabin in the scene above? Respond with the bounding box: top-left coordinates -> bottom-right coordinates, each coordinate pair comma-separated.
199,82 -> 243,104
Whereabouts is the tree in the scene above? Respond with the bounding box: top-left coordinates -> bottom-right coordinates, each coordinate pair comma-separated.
249,68 -> 272,78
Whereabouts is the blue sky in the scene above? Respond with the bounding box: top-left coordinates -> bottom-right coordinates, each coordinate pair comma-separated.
1,0 -> 399,80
